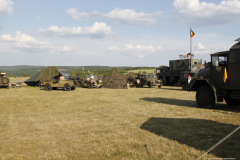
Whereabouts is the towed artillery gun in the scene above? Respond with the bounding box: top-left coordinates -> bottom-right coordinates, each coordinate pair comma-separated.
0,72 -> 9,89
188,38 -> 240,108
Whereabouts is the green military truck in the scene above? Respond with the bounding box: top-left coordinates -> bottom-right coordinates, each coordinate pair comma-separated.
136,74 -> 160,88
0,72 -> 10,89
156,57 -> 202,89
188,38 -> 240,108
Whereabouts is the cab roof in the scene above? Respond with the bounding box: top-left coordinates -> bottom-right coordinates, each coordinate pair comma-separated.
211,51 -> 229,56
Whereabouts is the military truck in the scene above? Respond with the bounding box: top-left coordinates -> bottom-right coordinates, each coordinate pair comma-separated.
0,73 -> 9,89
156,58 -> 202,89
188,38 -> 240,108
80,74 -> 102,88
136,74 -> 160,88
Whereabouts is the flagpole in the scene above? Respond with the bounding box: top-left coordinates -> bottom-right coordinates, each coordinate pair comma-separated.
190,27 -> 192,55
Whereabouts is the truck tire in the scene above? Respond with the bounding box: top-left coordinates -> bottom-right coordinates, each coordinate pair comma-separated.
63,83 -> 71,91
88,83 -> 92,89
1,77 -> 9,84
45,83 -> 52,91
71,86 -> 76,90
182,84 -> 187,91
196,86 -> 215,109
225,96 -> 240,106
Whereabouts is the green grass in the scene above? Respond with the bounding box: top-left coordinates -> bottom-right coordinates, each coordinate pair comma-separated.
0,86 -> 239,159
127,68 -> 156,74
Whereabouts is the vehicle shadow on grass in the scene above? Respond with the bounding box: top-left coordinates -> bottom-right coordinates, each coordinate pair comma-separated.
140,97 -> 240,112
140,117 -> 240,159
159,87 -> 182,91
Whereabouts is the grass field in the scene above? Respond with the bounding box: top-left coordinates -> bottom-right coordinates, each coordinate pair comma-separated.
127,69 -> 156,74
0,86 -> 240,159
10,77 -> 30,82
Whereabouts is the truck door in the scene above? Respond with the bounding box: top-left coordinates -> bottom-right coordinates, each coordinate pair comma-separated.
210,55 -> 228,89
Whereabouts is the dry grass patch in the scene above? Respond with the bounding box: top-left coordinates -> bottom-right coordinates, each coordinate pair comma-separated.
0,86 -> 239,159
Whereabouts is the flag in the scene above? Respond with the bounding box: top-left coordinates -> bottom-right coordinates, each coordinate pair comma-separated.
83,67 -> 84,71
223,68 -> 227,83
190,29 -> 195,38
187,73 -> 191,84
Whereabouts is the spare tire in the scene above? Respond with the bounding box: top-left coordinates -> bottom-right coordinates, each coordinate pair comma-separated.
1,77 -> 9,84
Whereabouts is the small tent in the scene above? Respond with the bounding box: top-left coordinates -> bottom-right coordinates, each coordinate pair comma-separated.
24,66 -> 60,86
102,69 -> 136,89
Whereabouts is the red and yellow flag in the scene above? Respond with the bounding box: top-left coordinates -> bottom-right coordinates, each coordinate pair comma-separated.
223,68 -> 228,83
190,29 -> 195,38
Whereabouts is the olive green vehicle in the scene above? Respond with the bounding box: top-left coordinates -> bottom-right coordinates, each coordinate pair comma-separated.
0,72 -> 10,89
156,58 -> 203,88
80,74 -> 102,88
136,74 -> 160,88
188,37 -> 240,108
39,70 -> 78,91
41,79 -> 77,91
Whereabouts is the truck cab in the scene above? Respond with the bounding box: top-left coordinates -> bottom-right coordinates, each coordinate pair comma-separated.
189,38 -> 240,108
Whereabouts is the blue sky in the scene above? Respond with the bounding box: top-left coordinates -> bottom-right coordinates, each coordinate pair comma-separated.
1,0 -> 240,67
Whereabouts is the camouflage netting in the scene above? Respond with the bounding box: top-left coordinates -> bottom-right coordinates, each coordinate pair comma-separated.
102,69 -> 136,89
35,66 -> 60,82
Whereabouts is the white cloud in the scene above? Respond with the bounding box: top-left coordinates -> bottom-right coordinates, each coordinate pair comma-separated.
106,44 -> 163,58
37,22 -> 116,39
65,8 -> 89,21
66,8 -> 162,26
1,31 -> 74,54
194,43 -> 210,54
0,0 -> 14,16
37,16 -> 41,20
173,0 -> 240,27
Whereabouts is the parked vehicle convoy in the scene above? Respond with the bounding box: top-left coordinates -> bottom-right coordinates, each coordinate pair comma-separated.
188,38 -> 240,108
156,55 -> 203,89
0,72 -> 9,89
136,74 -> 160,88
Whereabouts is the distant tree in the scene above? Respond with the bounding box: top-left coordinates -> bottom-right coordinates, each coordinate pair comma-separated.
30,74 -> 33,77
159,65 -> 168,68
143,71 -> 147,74
21,73 -> 28,77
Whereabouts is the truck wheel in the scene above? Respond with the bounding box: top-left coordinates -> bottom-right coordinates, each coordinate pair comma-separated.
196,86 -> 215,109
225,96 -> 240,106
71,86 -> 76,90
88,83 -> 92,89
45,83 -> 52,91
148,83 -> 152,88
63,83 -> 71,91
1,77 -> 9,84
182,84 -> 187,91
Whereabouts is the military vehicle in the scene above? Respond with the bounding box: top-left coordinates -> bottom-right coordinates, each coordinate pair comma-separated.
0,72 -> 9,89
41,79 -> 77,91
80,74 -> 102,88
136,74 -> 160,88
179,71 -> 196,90
40,71 -> 78,91
156,57 -> 203,89
188,38 -> 240,108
